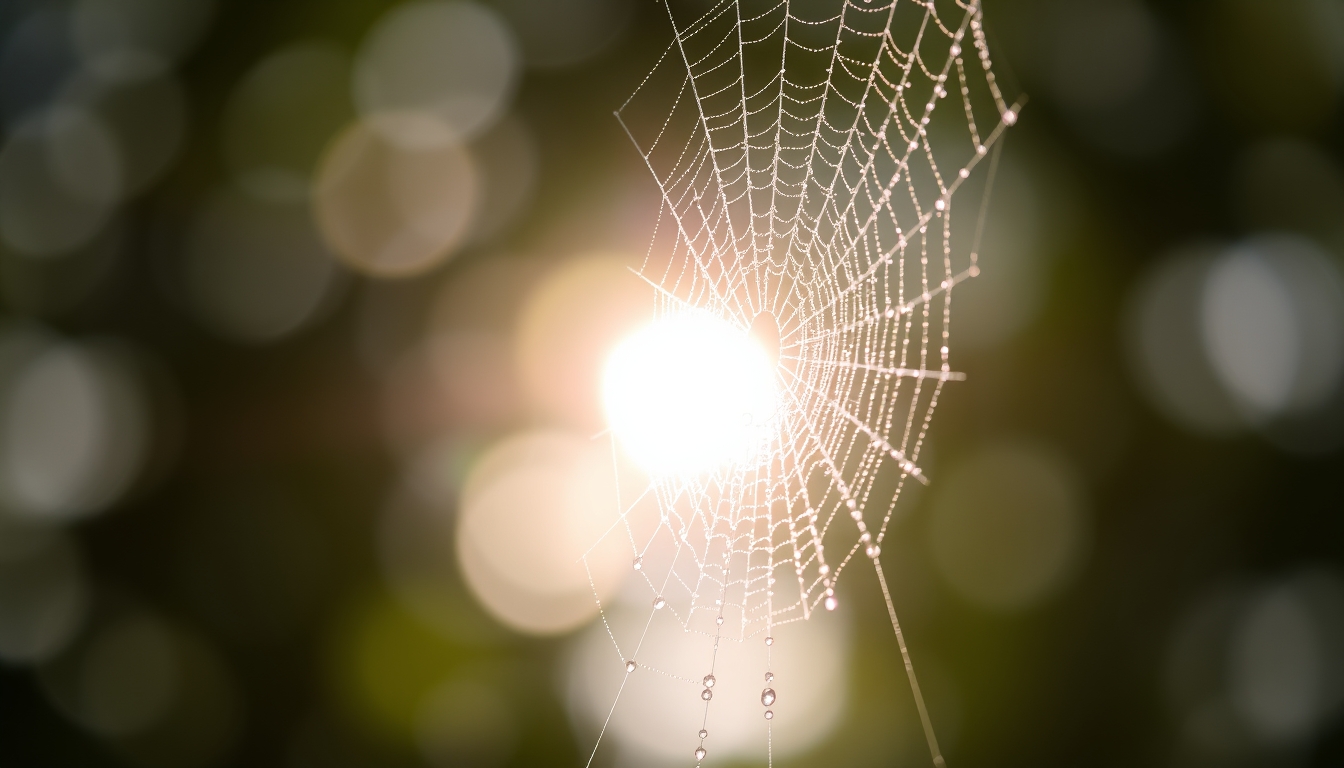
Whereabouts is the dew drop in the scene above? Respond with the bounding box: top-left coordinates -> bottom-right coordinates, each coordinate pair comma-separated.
764,671 -> 774,682
703,674 -> 716,688
764,636 -> 773,646
761,688 -> 776,706
825,595 -> 838,611
653,596 -> 666,610
764,709 -> 774,720
626,660 -> 637,673
695,747 -> 707,761
633,557 -> 642,571
699,729 -> 708,739
715,615 -> 724,626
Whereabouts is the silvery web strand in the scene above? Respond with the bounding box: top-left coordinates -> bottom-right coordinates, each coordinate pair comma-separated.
587,0 -> 1019,765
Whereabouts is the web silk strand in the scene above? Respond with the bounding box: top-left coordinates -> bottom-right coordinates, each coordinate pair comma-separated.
592,0 -> 1019,764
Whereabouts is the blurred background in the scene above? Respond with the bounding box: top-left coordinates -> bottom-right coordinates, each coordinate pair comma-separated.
0,0 -> 1341,766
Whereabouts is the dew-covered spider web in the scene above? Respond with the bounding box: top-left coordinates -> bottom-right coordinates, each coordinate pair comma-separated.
583,0 -> 1020,765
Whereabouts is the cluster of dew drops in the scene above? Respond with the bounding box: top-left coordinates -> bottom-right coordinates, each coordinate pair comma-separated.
628,557 -> 779,764
611,3 -> 1024,765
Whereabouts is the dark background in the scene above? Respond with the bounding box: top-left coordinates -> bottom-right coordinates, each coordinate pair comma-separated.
0,0 -> 1341,766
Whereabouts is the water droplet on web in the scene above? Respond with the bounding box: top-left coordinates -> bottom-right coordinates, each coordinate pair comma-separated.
695,747 -> 707,761
633,556 -> 642,571
586,0 -> 1021,760
699,729 -> 707,739
625,659 -> 636,672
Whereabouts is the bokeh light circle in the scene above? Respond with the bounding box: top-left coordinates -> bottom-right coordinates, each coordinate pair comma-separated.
71,0 -> 216,82
926,440 -> 1089,611
514,255 -> 652,429
314,118 -> 478,278
39,610 -> 243,767
185,187 -> 342,343
1166,569 -> 1344,757
0,334 -> 149,522
1200,235 -> 1344,420
60,68 -> 187,199
353,1 -> 517,148
0,524 -> 86,664
1128,236 -> 1344,438
222,41 -> 352,202
456,429 -> 632,635
77,614 -> 179,736
494,0 -> 632,69
568,589 -> 849,763
0,107 -> 121,257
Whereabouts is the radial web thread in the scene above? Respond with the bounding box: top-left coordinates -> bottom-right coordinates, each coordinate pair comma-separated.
586,0 -> 1021,765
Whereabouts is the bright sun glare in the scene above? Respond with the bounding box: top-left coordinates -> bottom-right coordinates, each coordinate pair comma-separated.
603,310 -> 778,477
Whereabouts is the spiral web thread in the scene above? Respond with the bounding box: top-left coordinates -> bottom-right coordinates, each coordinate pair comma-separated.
585,0 -> 1019,765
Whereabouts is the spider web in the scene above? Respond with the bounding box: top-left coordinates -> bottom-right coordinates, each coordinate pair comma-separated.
584,0 -> 1019,764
